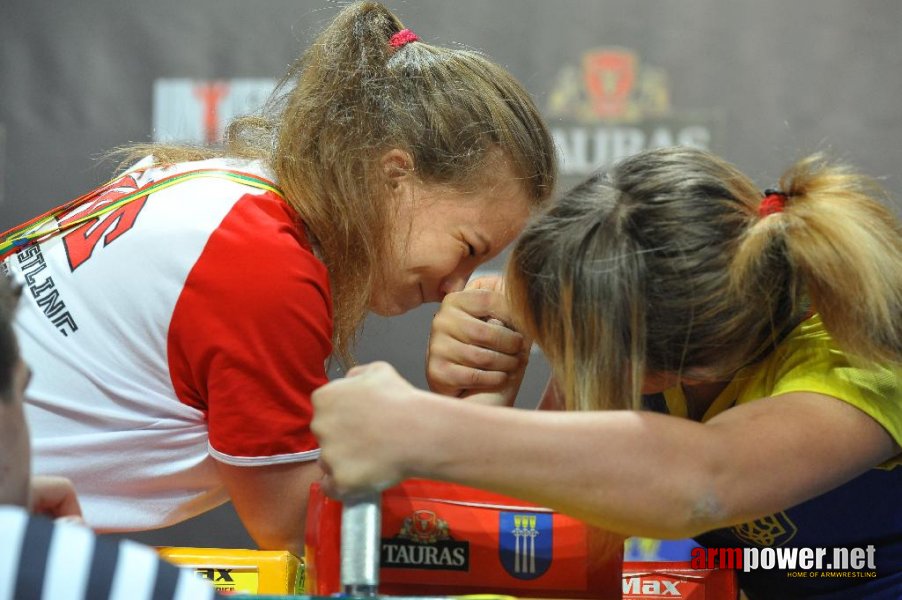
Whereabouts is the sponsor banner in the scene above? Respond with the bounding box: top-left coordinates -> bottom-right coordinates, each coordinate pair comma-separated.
152,78 -> 277,144
304,479 -> 624,598
552,119 -> 713,176
157,547 -> 303,595
622,561 -> 738,599
194,566 -> 259,594
382,508 -> 470,571
377,490 -> 583,591
546,47 -> 721,177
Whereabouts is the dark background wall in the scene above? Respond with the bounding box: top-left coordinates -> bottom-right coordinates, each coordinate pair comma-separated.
2,0 -> 900,549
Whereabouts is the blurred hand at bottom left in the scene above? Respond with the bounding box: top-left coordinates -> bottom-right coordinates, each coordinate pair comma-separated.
30,475 -> 84,524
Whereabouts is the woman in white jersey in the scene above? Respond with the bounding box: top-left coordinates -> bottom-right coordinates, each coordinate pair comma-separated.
0,1 -> 555,556
0,277 -> 224,600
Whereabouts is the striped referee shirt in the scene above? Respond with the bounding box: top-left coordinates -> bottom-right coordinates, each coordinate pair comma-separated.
0,506 -> 220,600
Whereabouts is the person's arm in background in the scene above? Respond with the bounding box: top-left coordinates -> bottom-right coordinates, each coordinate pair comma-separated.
29,475 -> 84,524
312,361 -> 898,540
407,266 -> 900,538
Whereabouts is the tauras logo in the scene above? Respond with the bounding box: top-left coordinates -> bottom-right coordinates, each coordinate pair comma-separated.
381,509 -> 469,571
552,122 -> 711,176
381,540 -> 469,571
546,47 -> 719,177
623,576 -> 682,596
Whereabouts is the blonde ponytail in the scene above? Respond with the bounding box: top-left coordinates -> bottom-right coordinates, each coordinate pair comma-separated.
513,147 -> 901,416
779,155 -> 902,363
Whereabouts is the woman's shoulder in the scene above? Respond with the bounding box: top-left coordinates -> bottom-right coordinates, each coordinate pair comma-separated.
126,154 -> 271,175
130,156 -> 305,250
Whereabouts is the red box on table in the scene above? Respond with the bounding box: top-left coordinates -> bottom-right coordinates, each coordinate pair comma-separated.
304,479 -> 624,598
622,561 -> 738,599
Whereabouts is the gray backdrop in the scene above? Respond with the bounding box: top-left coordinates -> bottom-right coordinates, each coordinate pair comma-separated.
2,0 -> 900,548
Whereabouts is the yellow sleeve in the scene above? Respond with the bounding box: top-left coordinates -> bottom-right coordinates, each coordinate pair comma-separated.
767,317 -> 902,449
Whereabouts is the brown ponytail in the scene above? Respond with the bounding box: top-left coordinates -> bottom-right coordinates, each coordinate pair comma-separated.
268,2 -> 402,360
265,2 -> 556,360
116,2 -> 557,362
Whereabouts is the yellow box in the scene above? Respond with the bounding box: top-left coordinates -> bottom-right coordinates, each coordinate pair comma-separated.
158,547 -> 304,595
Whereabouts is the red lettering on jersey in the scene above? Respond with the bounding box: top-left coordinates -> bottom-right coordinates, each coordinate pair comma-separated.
61,174 -> 149,271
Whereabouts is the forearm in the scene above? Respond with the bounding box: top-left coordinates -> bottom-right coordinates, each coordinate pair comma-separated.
408,391 -> 896,540
408,398 -> 725,539
314,363 -> 897,540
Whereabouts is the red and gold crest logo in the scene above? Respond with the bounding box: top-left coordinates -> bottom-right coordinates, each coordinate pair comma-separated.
583,50 -> 637,119
547,47 -> 670,124
398,509 -> 451,544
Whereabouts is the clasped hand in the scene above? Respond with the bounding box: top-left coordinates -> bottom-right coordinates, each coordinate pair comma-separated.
312,276 -> 531,499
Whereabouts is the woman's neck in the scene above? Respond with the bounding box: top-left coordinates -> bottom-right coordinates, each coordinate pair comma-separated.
681,380 -> 729,421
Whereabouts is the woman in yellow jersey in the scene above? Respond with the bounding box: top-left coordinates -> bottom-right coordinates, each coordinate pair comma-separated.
313,147 -> 902,599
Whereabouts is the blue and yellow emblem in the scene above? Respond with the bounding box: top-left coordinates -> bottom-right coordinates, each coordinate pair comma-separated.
732,511 -> 798,547
499,512 -> 552,580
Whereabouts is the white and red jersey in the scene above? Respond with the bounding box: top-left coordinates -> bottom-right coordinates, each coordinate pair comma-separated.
4,157 -> 332,531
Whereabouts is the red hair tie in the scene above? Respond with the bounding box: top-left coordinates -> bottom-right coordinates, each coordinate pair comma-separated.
389,29 -> 419,48
758,188 -> 787,217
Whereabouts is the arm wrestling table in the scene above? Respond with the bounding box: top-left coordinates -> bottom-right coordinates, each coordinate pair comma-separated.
158,480 -> 737,599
